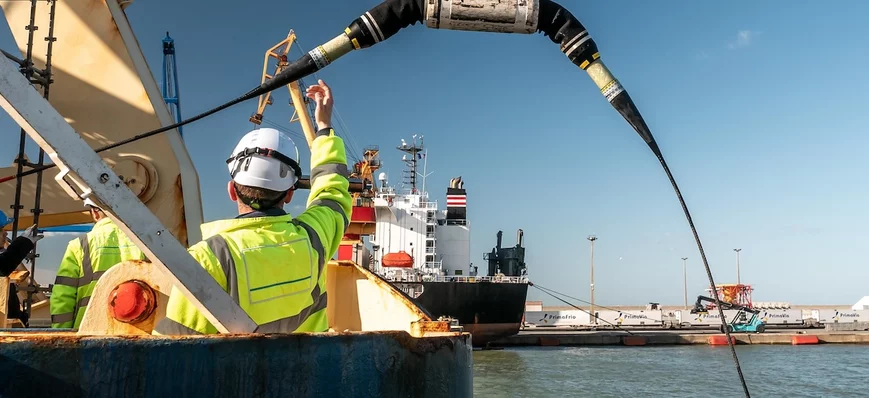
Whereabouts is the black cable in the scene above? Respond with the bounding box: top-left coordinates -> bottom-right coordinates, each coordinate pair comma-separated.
654,151 -> 751,398
529,282 -> 634,335
1,87 -> 260,183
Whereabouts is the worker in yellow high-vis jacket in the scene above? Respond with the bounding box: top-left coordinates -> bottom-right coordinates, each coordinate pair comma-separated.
153,79 -> 351,335
50,199 -> 146,328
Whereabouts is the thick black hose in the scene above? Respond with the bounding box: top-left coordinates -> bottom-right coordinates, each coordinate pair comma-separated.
536,1 -> 751,396
262,0 -> 425,95
344,0 -> 425,49
656,152 -> 751,397
537,0 -> 598,67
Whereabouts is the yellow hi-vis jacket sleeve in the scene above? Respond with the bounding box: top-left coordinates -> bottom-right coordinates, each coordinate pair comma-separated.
152,129 -> 351,335
50,239 -> 83,328
294,128 -> 353,259
153,248 -> 227,335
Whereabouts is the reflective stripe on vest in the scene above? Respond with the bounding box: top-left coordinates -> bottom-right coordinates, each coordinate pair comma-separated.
309,161 -> 350,229
51,236 -> 94,324
200,219 -> 328,333
309,199 -> 349,230
254,220 -> 327,333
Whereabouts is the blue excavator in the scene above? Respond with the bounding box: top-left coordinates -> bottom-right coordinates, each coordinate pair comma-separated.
691,295 -> 766,334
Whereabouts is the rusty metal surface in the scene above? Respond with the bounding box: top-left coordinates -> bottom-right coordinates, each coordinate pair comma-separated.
0,331 -> 472,397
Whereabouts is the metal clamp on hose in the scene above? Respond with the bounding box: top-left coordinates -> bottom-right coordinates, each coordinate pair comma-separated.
425,0 -> 540,34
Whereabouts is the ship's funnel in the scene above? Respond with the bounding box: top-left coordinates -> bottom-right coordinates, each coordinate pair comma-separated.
517,229 -> 524,247
445,177 -> 467,223
496,230 -> 503,250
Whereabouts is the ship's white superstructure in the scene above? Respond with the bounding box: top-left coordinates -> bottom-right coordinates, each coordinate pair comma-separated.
368,136 -> 473,283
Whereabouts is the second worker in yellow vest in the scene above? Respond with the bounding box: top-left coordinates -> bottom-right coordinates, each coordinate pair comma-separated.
50,199 -> 146,328
153,79 -> 351,335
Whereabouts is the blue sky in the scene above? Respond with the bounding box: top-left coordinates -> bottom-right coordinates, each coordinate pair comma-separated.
1,1 -> 867,306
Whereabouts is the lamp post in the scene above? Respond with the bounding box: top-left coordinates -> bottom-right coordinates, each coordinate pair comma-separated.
588,235 -> 597,325
734,248 -> 742,285
682,257 -> 688,309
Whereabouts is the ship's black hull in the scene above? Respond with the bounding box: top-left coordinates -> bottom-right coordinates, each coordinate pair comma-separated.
403,281 -> 529,346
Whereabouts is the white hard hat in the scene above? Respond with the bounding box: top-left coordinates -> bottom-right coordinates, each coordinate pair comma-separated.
226,128 -> 301,192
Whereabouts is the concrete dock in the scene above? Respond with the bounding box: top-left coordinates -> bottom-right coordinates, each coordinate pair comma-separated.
490,328 -> 869,347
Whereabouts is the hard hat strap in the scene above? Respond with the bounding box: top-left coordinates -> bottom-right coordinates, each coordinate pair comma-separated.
226,146 -> 303,180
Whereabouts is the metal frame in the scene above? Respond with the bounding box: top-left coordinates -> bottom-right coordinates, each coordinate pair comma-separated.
0,56 -> 256,333
104,0 -> 204,244
2,0 -> 59,320
162,32 -> 183,136
249,30 -> 318,148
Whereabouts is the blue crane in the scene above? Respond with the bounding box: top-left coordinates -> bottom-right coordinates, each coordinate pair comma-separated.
162,32 -> 183,137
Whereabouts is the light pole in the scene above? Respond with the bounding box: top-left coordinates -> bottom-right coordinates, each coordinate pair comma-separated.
734,248 -> 742,285
681,257 -> 688,309
588,235 -> 597,325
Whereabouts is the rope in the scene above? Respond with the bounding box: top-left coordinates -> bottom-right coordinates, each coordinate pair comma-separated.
528,282 -> 634,335
532,282 -> 636,314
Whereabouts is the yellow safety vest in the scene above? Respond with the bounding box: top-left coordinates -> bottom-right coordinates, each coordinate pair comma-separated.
50,217 -> 146,328
153,129 -> 352,335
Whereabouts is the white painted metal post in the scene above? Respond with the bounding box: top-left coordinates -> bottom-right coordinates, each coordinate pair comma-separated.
0,56 -> 256,333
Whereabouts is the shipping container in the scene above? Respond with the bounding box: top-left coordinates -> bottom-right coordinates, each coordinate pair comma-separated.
595,310 -> 664,327
757,309 -> 803,325
816,309 -> 869,323
675,310 -> 741,327
524,311 -> 590,327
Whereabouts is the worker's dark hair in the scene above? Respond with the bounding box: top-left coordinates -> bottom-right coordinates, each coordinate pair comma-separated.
232,181 -> 288,210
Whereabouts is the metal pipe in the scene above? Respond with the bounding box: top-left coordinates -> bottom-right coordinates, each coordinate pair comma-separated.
517,229 -> 523,247
424,0 -> 539,33
294,176 -> 367,193
587,235 -> 597,325
24,0 -> 58,319
682,257 -> 688,309
734,248 -> 742,285
0,49 -> 46,77
9,0 -> 41,239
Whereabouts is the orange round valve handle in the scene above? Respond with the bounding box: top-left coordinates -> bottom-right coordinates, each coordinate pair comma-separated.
109,280 -> 157,324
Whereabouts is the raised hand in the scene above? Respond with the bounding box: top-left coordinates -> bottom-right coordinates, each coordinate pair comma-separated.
22,224 -> 43,245
305,79 -> 333,131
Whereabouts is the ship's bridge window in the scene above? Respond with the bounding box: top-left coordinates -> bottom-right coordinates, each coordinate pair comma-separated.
454,270 -> 463,276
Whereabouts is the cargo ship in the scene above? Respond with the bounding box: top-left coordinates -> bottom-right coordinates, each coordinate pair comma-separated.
337,136 -> 530,346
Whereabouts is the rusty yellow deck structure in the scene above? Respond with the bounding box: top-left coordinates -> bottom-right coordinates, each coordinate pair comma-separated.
0,0 -> 203,243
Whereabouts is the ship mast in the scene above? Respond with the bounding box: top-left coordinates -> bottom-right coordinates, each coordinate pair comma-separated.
397,135 -> 424,194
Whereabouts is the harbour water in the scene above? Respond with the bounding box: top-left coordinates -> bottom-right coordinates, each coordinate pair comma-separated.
474,345 -> 869,397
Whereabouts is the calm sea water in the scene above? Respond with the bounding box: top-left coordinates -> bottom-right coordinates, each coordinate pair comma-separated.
474,345 -> 869,397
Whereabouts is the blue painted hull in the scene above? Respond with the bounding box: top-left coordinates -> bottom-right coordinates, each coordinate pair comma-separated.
0,331 -> 472,397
